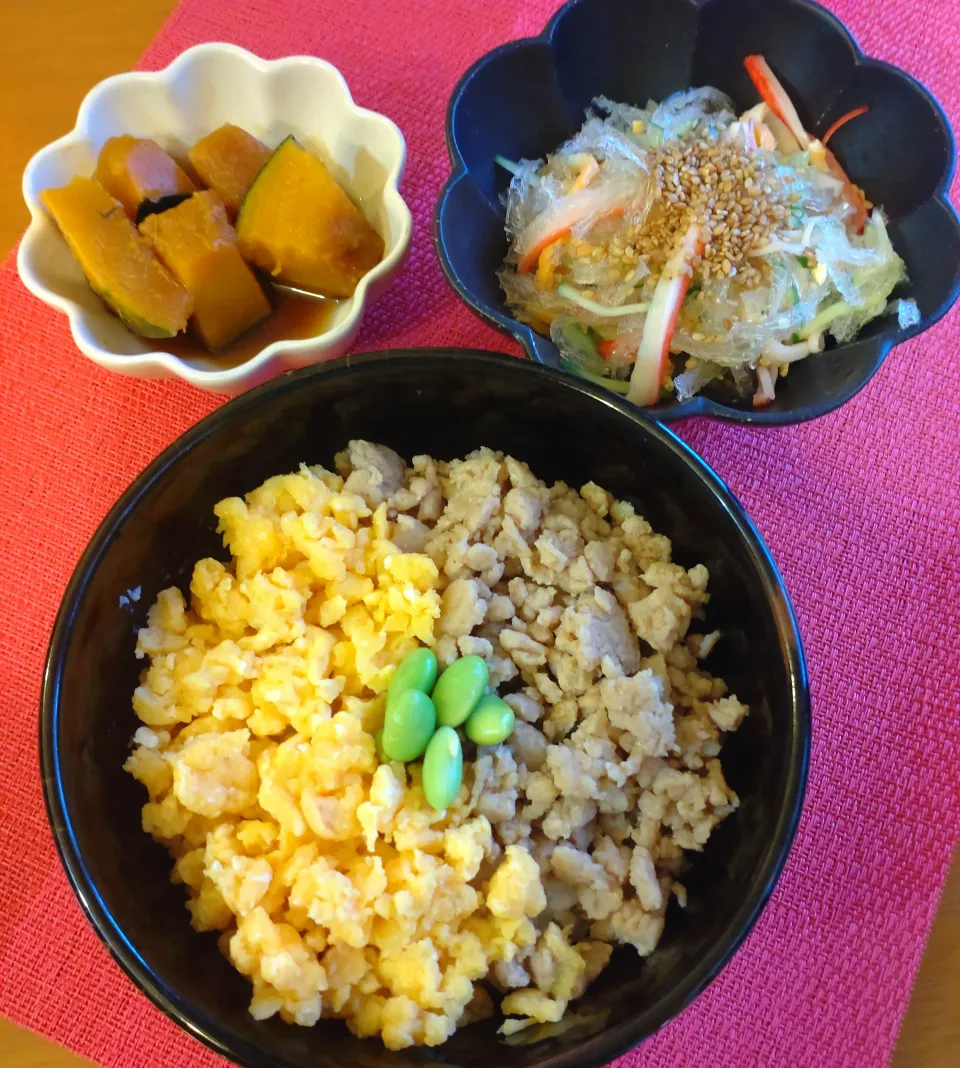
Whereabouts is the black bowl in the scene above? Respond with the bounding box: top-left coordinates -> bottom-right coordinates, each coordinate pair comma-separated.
435,0 -> 960,425
41,351 -> 809,1068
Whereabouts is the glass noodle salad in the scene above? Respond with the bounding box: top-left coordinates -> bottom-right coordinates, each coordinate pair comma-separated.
498,55 -> 918,407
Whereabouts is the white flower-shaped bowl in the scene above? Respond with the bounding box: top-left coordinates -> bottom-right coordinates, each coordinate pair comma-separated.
18,43 -> 412,393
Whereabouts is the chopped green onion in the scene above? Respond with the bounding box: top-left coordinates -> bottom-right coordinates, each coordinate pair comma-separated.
557,283 -> 650,318
494,155 -> 521,176
790,205 -> 805,222
796,254 -> 810,268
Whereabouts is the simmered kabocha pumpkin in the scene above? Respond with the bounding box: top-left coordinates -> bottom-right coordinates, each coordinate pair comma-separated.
40,176 -> 193,338
94,136 -> 196,220
235,135 -> 384,298
139,191 -> 271,351
187,123 -> 272,219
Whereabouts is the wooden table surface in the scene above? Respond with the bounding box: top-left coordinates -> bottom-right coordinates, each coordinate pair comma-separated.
0,1 -> 957,1065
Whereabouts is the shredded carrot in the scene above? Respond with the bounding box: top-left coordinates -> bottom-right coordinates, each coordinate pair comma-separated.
597,338 -> 618,359
822,106 -> 869,146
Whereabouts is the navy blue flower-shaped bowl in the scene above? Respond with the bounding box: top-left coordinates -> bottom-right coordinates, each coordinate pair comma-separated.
435,0 -> 960,424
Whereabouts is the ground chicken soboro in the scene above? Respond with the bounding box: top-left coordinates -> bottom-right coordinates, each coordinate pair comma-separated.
124,440 -> 748,1047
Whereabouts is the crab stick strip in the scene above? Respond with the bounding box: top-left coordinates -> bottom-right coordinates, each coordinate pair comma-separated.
743,55 -> 869,233
627,222 -> 703,407
743,55 -> 811,149
516,182 -> 630,273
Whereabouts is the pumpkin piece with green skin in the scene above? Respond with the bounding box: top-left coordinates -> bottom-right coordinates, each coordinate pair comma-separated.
40,176 -> 193,339
235,135 -> 385,299
94,136 -> 196,220
188,124 -> 272,220
140,190 -> 272,352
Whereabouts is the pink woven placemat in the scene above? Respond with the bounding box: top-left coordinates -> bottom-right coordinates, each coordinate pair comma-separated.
1,1 -> 958,1065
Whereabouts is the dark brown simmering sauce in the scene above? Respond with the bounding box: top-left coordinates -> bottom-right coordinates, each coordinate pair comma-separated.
145,290 -> 339,369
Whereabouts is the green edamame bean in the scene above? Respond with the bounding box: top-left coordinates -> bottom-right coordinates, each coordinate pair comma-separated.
432,655 -> 489,727
422,726 -> 463,810
381,689 -> 436,762
465,693 -> 516,746
387,647 -> 439,702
